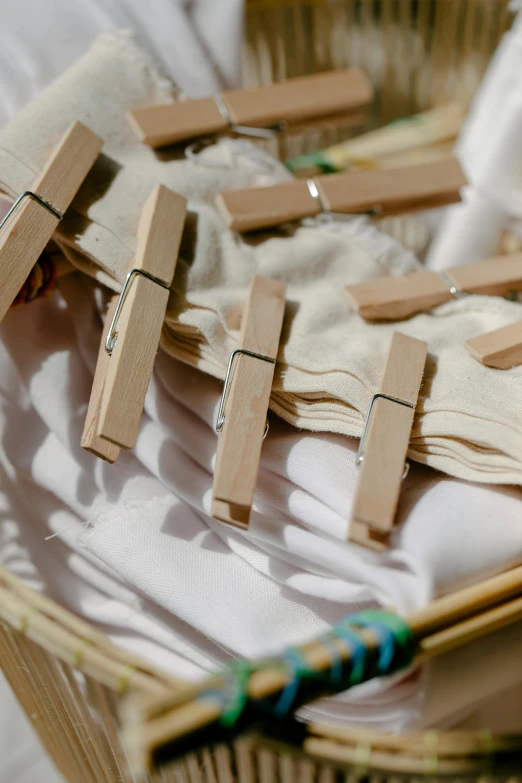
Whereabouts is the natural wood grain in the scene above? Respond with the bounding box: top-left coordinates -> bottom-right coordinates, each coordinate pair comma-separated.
223,69 -> 372,127
99,280 -> 169,449
128,98 -> 225,149
0,203 -> 59,322
346,270 -> 451,321
98,185 -> 186,449
218,158 -> 465,233
134,184 -> 187,284
348,520 -> 389,552
0,121 -> 102,322
465,320 -> 522,369
0,566 -> 184,687
216,180 -> 320,233
418,595 -> 522,659
303,737 -> 486,776
212,276 -> 286,528
127,564 -> 522,769
409,563 -> 522,639
347,253 -> 522,321
380,331 -> 427,404
128,70 -> 372,149
349,333 -> 427,549
318,157 -> 466,215
0,587 -> 166,697
448,252 -> 522,297
31,121 -> 103,213
81,296 -> 121,462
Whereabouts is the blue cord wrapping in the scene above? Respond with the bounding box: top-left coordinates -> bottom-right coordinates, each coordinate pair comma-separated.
328,623 -> 369,685
348,610 -> 415,673
272,648 -> 314,716
197,610 -> 414,728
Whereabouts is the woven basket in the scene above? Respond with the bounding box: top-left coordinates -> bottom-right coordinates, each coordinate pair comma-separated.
1,2 -> 519,781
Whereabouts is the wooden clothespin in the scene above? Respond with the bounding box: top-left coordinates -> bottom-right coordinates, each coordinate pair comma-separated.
350,332 -> 427,552
81,295 -> 121,463
346,253 -> 522,321
82,184 -> 186,457
0,121 -> 102,323
216,157 -> 466,233
465,321 -> 522,369
212,276 -> 286,529
128,69 -> 372,149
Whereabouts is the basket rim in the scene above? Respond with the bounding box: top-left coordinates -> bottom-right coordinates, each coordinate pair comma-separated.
2,563 -> 522,777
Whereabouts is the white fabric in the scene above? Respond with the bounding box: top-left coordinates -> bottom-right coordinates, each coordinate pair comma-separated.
427,8 -> 522,268
1,276 -> 521,734
0,0 -> 243,128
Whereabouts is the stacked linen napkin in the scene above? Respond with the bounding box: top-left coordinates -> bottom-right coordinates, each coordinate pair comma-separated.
0,33 -> 520,485
1,274 -> 522,733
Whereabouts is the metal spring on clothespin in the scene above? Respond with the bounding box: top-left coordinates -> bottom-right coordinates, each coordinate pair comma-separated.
0,121 -> 102,324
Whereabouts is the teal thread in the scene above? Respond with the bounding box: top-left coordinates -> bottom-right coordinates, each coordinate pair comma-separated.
349,610 -> 415,672
329,623 -> 368,685
274,648 -> 315,716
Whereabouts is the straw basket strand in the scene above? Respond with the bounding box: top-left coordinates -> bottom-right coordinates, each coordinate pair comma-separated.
2,597 -> 522,782
1,1 -> 520,781
244,0 -> 514,161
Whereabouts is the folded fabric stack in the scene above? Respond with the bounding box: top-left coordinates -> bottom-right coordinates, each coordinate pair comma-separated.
0,25 -> 521,742
0,34 -> 520,485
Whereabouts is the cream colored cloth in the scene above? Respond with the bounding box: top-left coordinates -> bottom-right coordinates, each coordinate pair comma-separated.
0,32 -> 520,484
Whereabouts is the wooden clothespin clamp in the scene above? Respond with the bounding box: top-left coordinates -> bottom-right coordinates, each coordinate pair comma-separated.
466,320 -> 522,369
0,121 -> 102,323
350,332 -> 427,551
128,69 -> 372,149
82,184 -> 186,461
347,252 -> 522,321
217,157 -> 466,233
212,276 -> 286,528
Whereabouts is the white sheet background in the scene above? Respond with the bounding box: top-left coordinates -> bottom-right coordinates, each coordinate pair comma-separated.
0,0 -> 243,127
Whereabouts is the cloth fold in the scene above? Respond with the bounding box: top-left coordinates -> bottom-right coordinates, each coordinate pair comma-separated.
1,276 -> 521,733
0,32 -> 520,484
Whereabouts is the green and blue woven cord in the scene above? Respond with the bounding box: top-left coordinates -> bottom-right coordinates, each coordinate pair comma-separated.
199,610 -> 415,729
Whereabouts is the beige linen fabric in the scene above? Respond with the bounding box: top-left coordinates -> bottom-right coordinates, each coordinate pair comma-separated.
0,32 -> 520,485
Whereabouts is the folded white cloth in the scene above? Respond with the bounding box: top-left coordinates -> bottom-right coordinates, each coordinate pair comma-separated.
427,8 -> 522,268
0,0 -> 243,127
1,275 -> 521,733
